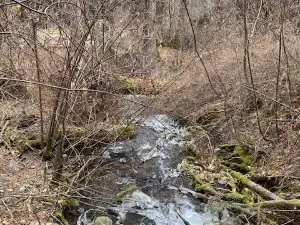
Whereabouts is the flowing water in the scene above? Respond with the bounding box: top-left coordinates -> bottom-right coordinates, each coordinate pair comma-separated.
77,114 -> 237,225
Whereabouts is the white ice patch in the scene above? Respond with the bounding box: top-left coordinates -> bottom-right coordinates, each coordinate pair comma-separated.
107,144 -> 124,153
142,148 -> 168,162
114,190 -> 213,225
140,143 -> 152,150
143,115 -> 188,138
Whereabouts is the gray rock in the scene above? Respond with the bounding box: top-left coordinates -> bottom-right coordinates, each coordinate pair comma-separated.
94,216 -> 113,225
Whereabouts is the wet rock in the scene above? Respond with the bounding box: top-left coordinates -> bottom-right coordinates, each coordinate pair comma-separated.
123,212 -> 155,225
94,216 -> 113,225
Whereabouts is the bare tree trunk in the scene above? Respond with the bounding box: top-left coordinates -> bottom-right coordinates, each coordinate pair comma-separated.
32,19 -> 44,150
142,0 -> 158,73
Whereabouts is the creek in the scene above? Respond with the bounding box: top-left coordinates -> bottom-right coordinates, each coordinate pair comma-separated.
77,113 -> 236,225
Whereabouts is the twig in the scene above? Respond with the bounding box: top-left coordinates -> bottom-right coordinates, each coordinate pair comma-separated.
241,84 -> 299,114
10,0 -> 46,15
281,220 -> 295,225
173,205 -> 191,225
181,0 -> 220,98
1,199 -> 16,223
250,0 -> 263,38
0,0 -> 27,7
243,0 -> 271,142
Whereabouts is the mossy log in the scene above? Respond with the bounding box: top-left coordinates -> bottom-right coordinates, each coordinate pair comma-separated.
118,76 -> 158,95
256,199 -> 300,209
231,171 -> 282,200
66,123 -> 135,143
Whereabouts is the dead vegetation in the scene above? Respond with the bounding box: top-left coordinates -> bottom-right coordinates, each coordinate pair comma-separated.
0,0 -> 300,224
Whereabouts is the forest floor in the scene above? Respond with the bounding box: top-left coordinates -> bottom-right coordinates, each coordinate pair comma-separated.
1,26 -> 300,224
0,102 -> 55,224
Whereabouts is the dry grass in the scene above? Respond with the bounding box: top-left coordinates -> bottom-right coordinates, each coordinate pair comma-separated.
153,24 -> 300,188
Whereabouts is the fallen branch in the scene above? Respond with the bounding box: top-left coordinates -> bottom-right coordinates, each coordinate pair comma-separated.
256,199 -> 300,209
231,171 -> 282,200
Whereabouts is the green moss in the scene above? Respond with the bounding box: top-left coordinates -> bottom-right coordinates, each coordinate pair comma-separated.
291,135 -> 298,143
116,185 -> 139,201
222,161 -> 251,173
226,192 -> 249,203
195,182 -> 215,193
55,211 -> 69,225
219,145 -> 255,172
116,124 -> 136,140
122,77 -> 135,89
268,220 -> 278,225
58,198 -> 80,207
242,188 -> 254,204
193,174 -> 216,193
24,139 -> 42,149
226,188 -> 253,204
230,171 -> 250,186
233,145 -> 254,166
186,156 -> 196,162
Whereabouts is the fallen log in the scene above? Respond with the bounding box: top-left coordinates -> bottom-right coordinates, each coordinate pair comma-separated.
230,171 -> 282,201
256,199 -> 300,209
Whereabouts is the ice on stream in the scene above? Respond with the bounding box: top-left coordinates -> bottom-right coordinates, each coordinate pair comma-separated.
78,114 -> 235,225
113,190 -> 216,225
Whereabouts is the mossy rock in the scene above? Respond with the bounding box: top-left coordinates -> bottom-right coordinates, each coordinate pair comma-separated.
116,185 -> 139,202
233,145 -> 254,166
218,144 -> 255,173
222,161 -> 251,173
